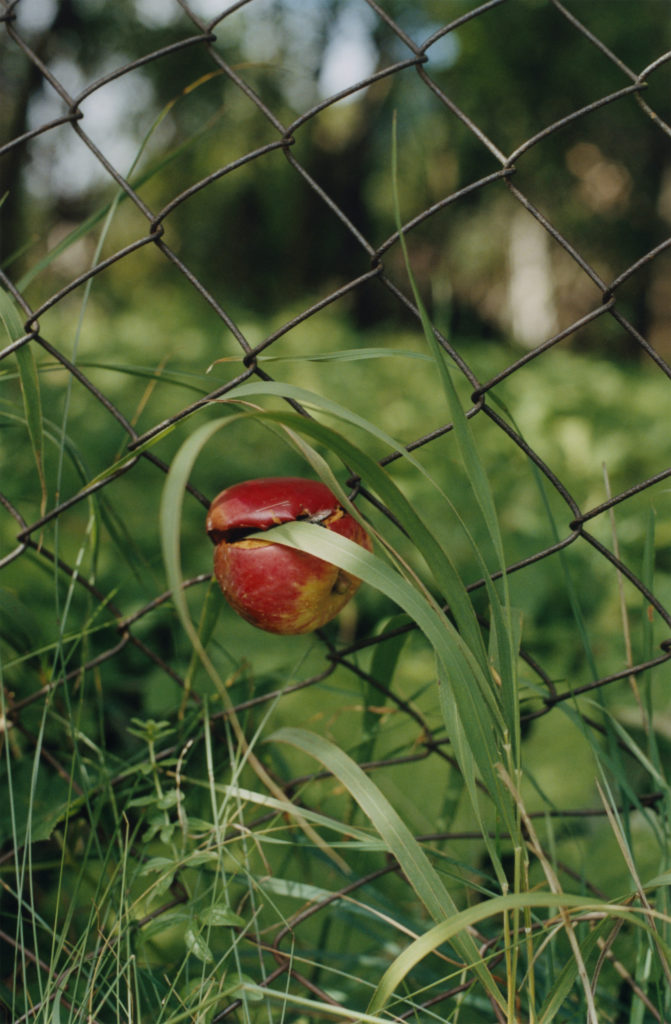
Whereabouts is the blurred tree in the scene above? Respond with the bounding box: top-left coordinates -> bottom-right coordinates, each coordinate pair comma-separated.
1,0 -> 669,349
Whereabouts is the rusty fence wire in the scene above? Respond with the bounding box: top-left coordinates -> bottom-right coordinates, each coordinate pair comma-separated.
2,0 -> 671,1019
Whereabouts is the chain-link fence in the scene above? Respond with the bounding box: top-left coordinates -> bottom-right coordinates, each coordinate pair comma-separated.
2,0 -> 671,1020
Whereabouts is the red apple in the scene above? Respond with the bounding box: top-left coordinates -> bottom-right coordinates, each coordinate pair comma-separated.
206,477 -> 372,634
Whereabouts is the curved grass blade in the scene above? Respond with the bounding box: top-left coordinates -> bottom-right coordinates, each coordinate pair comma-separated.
159,417 -> 351,873
271,725 -> 506,1011
390,114 -> 509,597
366,889 -> 643,1017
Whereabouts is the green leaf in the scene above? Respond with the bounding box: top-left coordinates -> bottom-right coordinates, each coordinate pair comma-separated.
184,926 -> 214,963
200,905 -> 245,928
159,823 -> 176,845
0,759 -> 76,846
125,793 -> 159,809
391,116 -> 507,585
438,670 -> 506,887
156,789 -> 182,810
139,856 -> 176,875
186,851 -> 220,868
139,909 -> 190,940
644,871 -> 671,889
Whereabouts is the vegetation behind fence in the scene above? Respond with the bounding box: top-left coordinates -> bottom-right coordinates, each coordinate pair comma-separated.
2,1 -> 671,1021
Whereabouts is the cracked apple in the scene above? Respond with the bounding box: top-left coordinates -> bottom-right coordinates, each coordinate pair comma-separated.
206,476 -> 372,634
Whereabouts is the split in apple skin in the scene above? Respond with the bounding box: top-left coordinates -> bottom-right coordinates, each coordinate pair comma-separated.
206,477 -> 372,634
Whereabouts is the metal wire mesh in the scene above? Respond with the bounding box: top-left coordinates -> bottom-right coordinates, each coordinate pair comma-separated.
2,0 -> 671,1019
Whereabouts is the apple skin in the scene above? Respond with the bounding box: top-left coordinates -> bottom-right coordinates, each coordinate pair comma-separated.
206,477 -> 372,634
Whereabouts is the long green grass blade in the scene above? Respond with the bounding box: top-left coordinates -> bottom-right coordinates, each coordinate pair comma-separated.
389,116 -> 519,762
271,725 -> 506,1010
367,890 -> 640,1017
362,614 -> 410,760
180,777 -> 386,846
160,418 -> 226,641
247,346 -> 434,364
390,116 -> 507,582
1,290 -> 47,514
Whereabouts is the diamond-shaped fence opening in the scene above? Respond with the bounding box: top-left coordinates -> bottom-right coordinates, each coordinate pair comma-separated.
2,1 -> 671,1021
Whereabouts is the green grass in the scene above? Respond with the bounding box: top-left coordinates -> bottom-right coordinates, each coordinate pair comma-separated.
3,89 -> 671,1024
3,280 -> 671,1020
